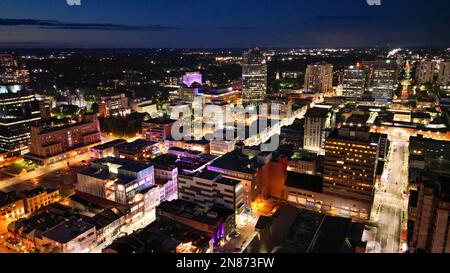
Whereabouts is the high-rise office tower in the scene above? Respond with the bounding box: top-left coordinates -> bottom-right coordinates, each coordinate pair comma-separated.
364,60 -> 398,100
304,62 -> 333,93
408,136 -> 450,253
412,176 -> 450,253
342,65 -> 366,98
0,84 -> 41,156
0,54 -> 30,84
303,107 -> 334,155
416,60 -> 436,84
242,48 -> 267,102
323,126 -> 380,206
438,61 -> 450,87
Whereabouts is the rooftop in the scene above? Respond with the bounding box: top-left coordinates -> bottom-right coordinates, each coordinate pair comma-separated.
157,199 -> 233,227
208,149 -> 260,175
42,218 -> 96,244
143,117 -> 177,125
249,205 -> 364,253
305,107 -> 330,118
87,208 -> 124,230
216,176 -> 241,187
22,187 -> 58,198
0,191 -> 21,207
92,139 -> 127,150
195,170 -> 221,181
115,139 -> 159,153
92,157 -> 153,173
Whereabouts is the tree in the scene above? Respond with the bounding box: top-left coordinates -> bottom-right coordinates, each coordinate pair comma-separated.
91,102 -> 99,114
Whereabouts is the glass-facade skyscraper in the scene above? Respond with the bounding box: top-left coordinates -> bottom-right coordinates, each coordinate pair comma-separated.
242,48 -> 267,103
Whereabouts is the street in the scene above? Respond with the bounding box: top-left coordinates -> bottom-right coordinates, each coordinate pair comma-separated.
222,212 -> 258,253
0,152 -> 92,192
372,135 -> 409,253
0,133 -> 122,191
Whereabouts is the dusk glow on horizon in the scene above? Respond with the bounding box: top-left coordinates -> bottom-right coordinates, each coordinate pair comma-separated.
0,0 -> 449,48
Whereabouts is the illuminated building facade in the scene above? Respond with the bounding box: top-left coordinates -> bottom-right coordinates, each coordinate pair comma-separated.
323,127 -> 381,217
28,114 -> 101,164
157,199 -> 235,248
200,87 -> 241,105
142,117 -> 177,142
412,176 -> 450,253
0,191 -> 25,227
416,60 -> 437,84
342,65 -> 366,98
38,218 -> 97,253
22,187 -> 60,214
91,139 -> 127,159
0,84 -> 42,156
77,157 -> 155,205
303,107 -> 334,155
0,54 -> 29,84
178,170 -> 243,214
304,62 -> 333,93
438,61 -> 450,88
242,48 -> 267,102
114,139 -> 160,161
182,72 -> 203,87
98,93 -> 129,118
208,149 -> 270,210
365,60 -> 398,100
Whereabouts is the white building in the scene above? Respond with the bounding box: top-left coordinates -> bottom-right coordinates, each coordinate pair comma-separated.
178,170 -> 243,214
37,219 -> 97,253
416,60 -> 437,84
210,139 -> 237,156
304,62 -> 333,93
438,61 -> 450,88
303,107 -> 333,155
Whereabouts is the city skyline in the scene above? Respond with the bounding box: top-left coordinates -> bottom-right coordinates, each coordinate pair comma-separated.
2,0 -> 450,261
0,0 -> 450,48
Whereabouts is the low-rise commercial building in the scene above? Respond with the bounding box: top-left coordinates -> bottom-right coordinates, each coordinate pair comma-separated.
98,93 -> 129,118
91,139 -> 127,159
157,199 -> 235,248
284,171 -> 371,220
114,139 -> 160,161
142,117 -> 177,142
28,114 -> 101,165
37,218 -> 97,253
0,191 -> 25,229
22,187 -> 60,214
77,157 -> 155,206
178,170 -> 243,214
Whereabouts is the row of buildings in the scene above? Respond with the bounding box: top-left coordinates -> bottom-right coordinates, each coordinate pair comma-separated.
0,187 -> 60,229
415,59 -> 450,86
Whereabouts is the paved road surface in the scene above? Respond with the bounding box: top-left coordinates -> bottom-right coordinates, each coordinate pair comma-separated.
373,139 -> 409,253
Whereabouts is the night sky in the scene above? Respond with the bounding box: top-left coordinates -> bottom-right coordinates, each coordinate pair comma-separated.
0,0 -> 449,48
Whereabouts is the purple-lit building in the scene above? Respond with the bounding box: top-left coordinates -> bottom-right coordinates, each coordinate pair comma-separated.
182,72 -> 203,87
156,199 -> 234,249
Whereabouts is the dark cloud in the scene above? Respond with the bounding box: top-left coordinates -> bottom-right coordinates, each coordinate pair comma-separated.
0,18 -> 178,31
307,15 -> 372,21
214,26 -> 257,30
